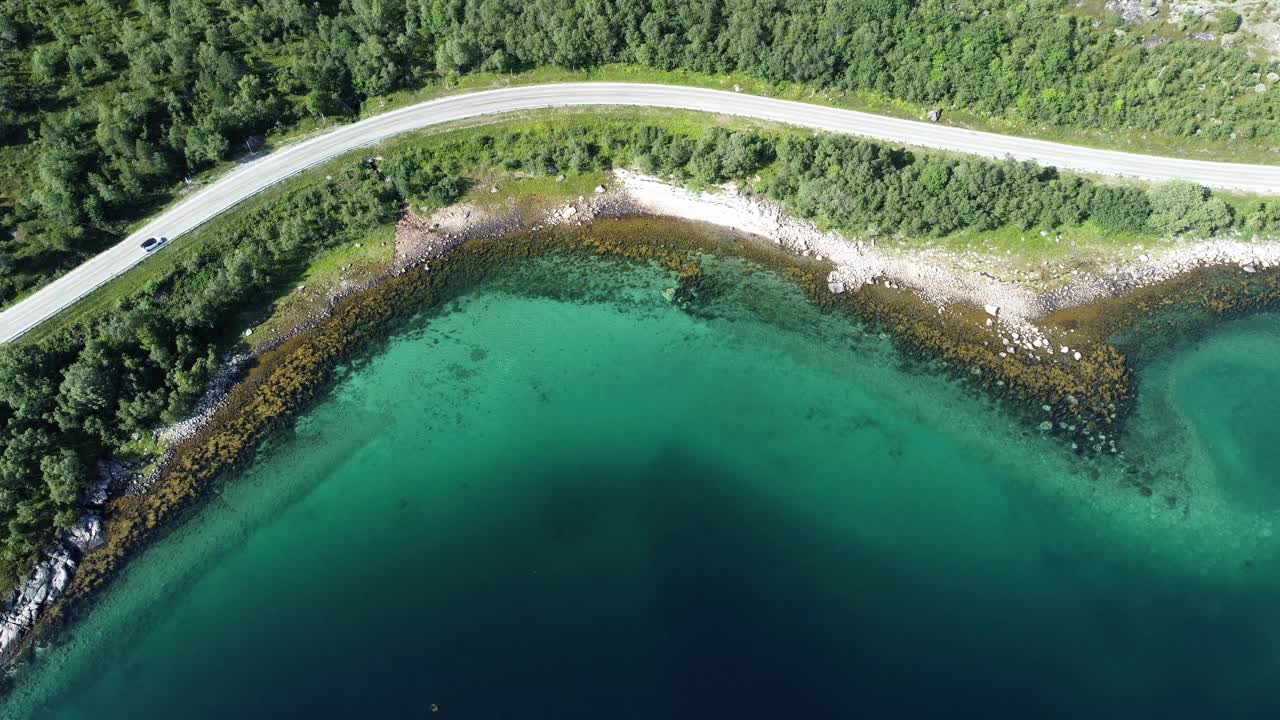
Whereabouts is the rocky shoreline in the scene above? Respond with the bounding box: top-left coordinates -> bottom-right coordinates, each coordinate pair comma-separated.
3,169 -> 1279,680
612,168 -> 1280,326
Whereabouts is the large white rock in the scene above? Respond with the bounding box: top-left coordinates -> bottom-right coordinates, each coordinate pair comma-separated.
65,514 -> 105,554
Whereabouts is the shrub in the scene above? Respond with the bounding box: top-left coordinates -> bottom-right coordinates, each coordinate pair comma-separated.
1090,187 -> 1152,233
1216,10 -> 1242,34
1147,182 -> 1232,236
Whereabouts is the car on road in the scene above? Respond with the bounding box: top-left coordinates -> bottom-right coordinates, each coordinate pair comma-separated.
140,237 -> 168,252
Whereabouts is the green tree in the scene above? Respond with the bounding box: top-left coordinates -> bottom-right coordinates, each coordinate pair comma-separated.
40,450 -> 83,505
31,115 -> 93,228
1244,202 -> 1280,235
1089,187 -> 1152,233
0,345 -> 59,420
55,345 -> 119,437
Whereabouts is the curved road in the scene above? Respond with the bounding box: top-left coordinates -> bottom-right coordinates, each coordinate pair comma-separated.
5,81 -> 1280,341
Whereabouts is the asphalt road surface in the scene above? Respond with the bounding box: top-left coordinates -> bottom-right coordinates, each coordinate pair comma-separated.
5,82 -> 1280,341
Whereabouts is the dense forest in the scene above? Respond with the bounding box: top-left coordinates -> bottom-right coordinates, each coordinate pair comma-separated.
3,0 -> 1280,302
5,115 -> 1277,583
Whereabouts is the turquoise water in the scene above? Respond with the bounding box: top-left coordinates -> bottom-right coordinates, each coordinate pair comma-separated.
5,252 -> 1280,717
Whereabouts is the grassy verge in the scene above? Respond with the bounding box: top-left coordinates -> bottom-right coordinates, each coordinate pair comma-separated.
13,62 -> 1279,317
118,62 -> 1280,241
928,221 -> 1154,262
28,102 -> 1274,346
15,108 -> 775,340
369,64 -> 1280,165
241,224 -> 396,354
17,161 -> 343,344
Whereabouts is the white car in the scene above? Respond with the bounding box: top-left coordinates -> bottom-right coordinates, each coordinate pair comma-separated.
140,236 -> 168,252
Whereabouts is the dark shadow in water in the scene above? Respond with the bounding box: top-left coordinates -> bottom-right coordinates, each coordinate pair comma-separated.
44,441 -> 1280,719
636,444 -> 1280,719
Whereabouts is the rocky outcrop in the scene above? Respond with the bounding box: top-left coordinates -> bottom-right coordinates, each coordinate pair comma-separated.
0,513 -> 105,661
91,460 -> 131,505
64,514 -> 105,555
1106,0 -> 1162,23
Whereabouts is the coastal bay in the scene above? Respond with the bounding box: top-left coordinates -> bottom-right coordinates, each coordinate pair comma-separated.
9,3 -> 1280,716
4,242 -> 1280,717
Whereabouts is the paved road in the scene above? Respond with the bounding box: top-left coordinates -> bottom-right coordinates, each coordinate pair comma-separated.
6,81 -> 1280,341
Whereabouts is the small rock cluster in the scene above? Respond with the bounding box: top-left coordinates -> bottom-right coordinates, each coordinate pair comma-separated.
0,514 -> 104,662
1106,0 -> 1162,23
1046,238 -> 1280,310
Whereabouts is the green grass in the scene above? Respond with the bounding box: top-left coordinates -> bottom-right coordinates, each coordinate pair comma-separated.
305,225 -> 395,275
241,223 -> 397,353
867,220 -> 1168,294
925,220 -> 1156,262
458,169 -> 609,207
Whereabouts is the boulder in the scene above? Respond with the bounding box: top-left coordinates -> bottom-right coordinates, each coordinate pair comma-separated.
50,561 -> 71,596
64,514 -> 105,554
89,461 -> 123,505
983,305 -> 1000,317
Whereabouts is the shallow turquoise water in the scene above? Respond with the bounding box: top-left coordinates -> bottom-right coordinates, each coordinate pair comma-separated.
6,253 -> 1280,717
